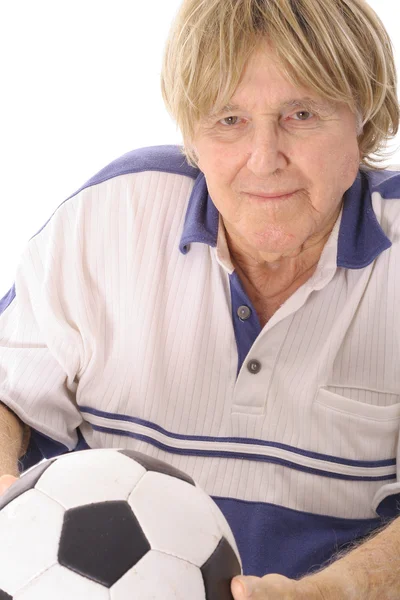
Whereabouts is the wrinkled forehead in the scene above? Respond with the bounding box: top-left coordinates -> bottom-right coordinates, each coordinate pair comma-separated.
205,43 -> 339,120
226,42 -> 324,96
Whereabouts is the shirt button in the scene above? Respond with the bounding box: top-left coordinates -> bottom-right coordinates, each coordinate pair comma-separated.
247,359 -> 262,374
237,305 -> 251,320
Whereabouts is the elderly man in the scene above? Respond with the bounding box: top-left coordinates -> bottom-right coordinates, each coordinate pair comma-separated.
1,0 -> 400,597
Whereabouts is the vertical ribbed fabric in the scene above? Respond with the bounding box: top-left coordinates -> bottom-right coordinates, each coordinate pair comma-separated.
0,168 -> 399,525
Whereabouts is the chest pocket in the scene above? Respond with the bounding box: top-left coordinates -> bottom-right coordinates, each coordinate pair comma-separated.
312,387 -> 400,462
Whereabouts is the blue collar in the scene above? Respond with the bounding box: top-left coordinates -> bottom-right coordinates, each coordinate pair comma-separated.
179,169 -> 395,268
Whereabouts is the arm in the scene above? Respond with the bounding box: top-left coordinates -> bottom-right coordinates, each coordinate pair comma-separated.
232,516 -> 400,599
0,195 -> 86,472
0,403 -> 29,478
306,516 -> 400,599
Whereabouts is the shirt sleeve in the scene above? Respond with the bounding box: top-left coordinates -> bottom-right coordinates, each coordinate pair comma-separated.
372,443 -> 400,519
0,194 -> 92,451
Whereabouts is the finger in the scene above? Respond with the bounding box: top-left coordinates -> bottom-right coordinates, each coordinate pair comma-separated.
0,474 -> 18,495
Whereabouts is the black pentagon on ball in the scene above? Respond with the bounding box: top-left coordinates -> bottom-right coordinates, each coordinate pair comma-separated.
0,457 -> 57,512
0,590 -> 12,599
58,500 -> 151,587
201,536 -> 242,600
119,449 -> 195,486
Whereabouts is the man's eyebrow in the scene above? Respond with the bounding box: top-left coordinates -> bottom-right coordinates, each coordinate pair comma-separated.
206,97 -> 335,120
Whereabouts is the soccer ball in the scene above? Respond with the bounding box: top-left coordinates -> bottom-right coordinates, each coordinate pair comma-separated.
0,448 -> 241,599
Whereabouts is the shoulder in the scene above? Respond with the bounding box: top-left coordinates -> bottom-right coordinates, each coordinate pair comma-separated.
30,146 -> 201,246
364,168 -> 400,238
69,145 -> 199,199
366,167 -> 400,199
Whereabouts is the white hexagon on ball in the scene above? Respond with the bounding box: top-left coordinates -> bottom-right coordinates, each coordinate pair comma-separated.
13,563 -> 109,600
0,489 -> 63,595
35,448 -> 146,509
127,471 -> 223,566
200,493 -> 241,561
111,550 -> 205,600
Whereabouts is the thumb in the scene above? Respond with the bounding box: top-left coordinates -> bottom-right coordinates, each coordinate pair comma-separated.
231,576 -> 261,598
0,474 -> 18,495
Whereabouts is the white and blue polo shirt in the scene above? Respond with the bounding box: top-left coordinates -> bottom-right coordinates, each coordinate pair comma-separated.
1,145 -> 400,577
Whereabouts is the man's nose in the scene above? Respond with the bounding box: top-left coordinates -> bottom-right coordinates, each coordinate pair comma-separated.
246,123 -> 288,177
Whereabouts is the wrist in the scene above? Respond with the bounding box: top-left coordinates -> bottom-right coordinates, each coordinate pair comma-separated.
0,403 -> 26,476
299,564 -> 363,600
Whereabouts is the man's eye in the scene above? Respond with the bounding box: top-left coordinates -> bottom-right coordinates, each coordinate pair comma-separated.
292,111 -> 314,121
217,112 -> 315,126
219,116 -> 240,126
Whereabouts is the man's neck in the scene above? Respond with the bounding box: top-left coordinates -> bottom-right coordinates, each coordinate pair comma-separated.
230,230 -> 327,292
226,227 -> 334,326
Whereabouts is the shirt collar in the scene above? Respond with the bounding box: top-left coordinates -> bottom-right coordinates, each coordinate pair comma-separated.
179,173 -> 218,254
179,169 -> 392,268
337,170 -> 392,268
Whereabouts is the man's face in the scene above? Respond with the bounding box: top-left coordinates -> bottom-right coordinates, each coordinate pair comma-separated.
192,44 -> 361,262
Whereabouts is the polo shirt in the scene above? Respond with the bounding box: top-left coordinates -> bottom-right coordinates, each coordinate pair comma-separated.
0,145 -> 400,578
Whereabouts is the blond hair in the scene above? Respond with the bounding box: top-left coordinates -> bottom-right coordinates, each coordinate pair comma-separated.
161,0 -> 399,169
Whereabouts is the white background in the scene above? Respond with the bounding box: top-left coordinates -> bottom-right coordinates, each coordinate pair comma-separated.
0,1 -> 399,293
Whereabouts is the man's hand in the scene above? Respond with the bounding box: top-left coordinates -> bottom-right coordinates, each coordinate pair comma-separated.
0,474 -> 17,496
231,574 -> 326,600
